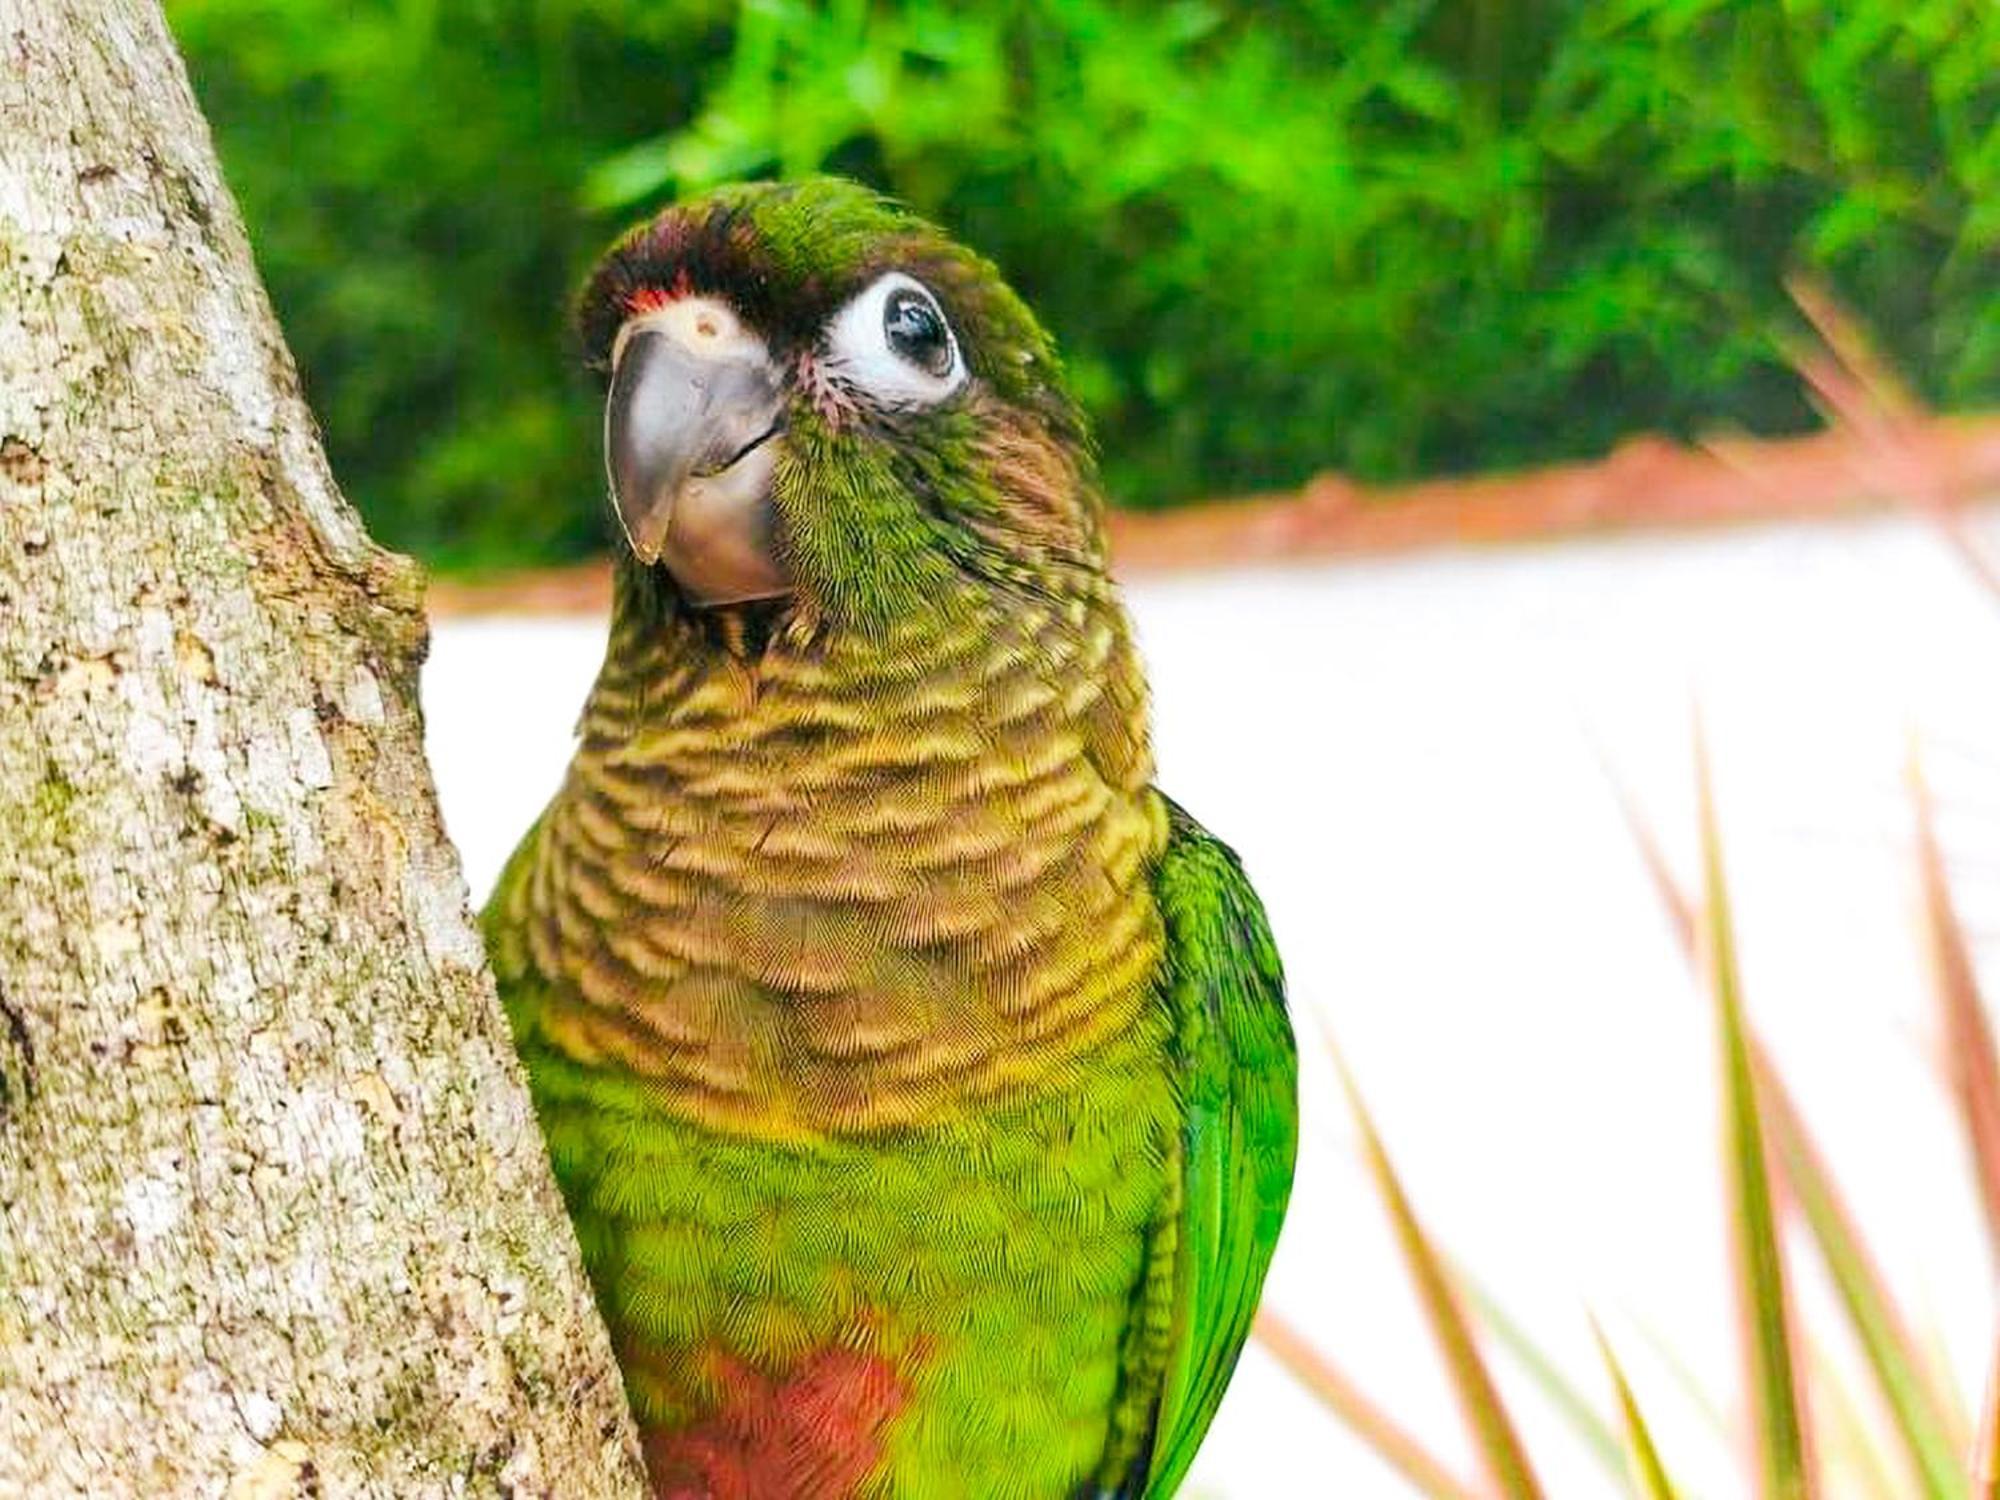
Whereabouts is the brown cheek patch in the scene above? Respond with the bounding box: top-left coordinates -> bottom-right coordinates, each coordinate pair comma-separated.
976,412 -> 1095,557
642,1347 -> 911,1500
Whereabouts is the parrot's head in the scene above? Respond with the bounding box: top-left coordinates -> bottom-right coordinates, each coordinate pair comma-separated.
577,176 -> 1103,633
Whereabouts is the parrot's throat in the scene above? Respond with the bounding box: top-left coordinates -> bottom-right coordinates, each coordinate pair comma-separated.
508,575 -> 1167,1138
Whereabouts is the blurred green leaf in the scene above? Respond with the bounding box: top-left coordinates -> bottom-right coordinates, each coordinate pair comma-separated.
1591,1319 -> 1682,1500
1459,1272 -> 1632,1491
1607,733 -> 1973,1498
1977,1342 -> 2000,1500
1911,753 -> 2000,1263
1803,1330 -> 1907,1500
1758,1052 -> 1969,1499
1254,1310 -> 1483,1500
1693,732 -> 1817,1500
1330,1037 -> 1546,1500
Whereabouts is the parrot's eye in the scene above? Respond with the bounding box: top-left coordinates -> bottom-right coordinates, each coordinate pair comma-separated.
883,288 -> 951,376
824,272 -> 965,407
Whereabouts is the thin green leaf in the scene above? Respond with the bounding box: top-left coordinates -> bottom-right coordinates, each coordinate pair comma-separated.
1592,744 -> 1695,958
1757,1051 -> 1969,1497
1631,1315 -> 1736,1445
1459,1272 -> 1632,1490
1607,740 -> 1968,1490
1590,1317 -> 1682,1500
1811,1331 -> 1912,1500
1327,1032 -> 1547,1500
1781,277 -> 2000,603
1922,1319 -> 1980,1467
1910,751 -> 2000,1262
1976,1334 -> 2000,1500
1785,274 -> 1921,422
1694,734 -> 1817,1500
1253,1310 -> 1483,1500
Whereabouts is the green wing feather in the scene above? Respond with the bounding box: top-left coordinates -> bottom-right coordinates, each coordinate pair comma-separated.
1119,797 -> 1299,1498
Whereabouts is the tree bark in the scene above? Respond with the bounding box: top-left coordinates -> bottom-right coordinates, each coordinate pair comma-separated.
0,3 -> 649,1495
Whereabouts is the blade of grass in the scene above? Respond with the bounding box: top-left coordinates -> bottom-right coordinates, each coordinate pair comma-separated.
1591,741 -> 1696,956
1252,1309 -> 1484,1500
1590,1317 -> 1683,1500
1459,1271 -> 1631,1491
1694,733 -> 1817,1500
1756,1050 -> 1970,1496
1325,1027 -> 1547,1500
1805,1328 -> 1913,1500
1604,740 -> 1971,1487
1910,750 -> 2000,1262
1631,1314 -> 1736,1444
1782,275 -> 2000,603
1785,275 -> 1922,422
1976,1333 -> 2000,1500
1921,1317 -> 1979,1464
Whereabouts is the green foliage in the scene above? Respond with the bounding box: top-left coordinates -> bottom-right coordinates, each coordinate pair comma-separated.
170,0 -> 737,570
172,0 -> 2000,571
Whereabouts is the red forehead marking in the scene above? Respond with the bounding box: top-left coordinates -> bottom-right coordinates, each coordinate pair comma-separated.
627,270 -> 695,316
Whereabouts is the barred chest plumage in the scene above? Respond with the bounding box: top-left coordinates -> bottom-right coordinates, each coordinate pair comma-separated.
500,571 -> 1169,1141
492,574 -> 1184,1496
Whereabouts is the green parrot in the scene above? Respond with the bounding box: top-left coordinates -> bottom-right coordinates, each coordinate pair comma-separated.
482,176 -> 1297,1500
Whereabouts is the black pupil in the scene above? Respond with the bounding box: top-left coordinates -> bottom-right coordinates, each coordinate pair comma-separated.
883,288 -> 952,377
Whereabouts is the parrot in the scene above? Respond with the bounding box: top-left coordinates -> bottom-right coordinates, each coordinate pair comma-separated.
482,176 -> 1298,1500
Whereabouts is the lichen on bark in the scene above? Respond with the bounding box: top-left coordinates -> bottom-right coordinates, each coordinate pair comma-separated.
0,4 -> 648,1495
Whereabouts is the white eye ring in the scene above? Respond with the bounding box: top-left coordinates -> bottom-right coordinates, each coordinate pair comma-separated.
823,272 -> 965,408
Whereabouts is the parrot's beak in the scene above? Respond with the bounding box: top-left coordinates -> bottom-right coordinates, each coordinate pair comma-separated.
605,300 -> 787,606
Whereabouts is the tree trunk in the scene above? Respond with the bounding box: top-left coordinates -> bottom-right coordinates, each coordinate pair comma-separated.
0,3 -> 649,1495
